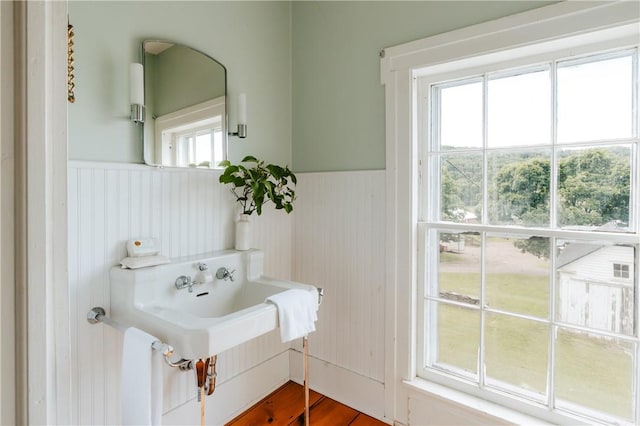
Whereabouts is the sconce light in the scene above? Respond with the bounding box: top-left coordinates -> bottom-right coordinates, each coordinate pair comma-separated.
129,63 -> 145,124
229,93 -> 247,138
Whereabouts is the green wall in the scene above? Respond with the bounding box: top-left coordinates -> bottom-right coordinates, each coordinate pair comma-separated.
151,44 -> 226,117
69,1 -> 556,170
69,1 -> 292,165
291,1 -> 555,172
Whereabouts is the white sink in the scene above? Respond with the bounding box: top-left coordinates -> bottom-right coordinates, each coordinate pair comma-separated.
110,249 -> 318,359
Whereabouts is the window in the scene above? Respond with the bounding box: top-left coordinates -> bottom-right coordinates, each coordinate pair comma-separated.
419,48 -> 638,424
614,263 -> 630,279
175,126 -> 224,168
154,97 -> 226,168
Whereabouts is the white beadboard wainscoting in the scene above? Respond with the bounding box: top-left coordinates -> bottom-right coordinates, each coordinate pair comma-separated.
68,161 -> 293,425
68,163 -> 388,424
291,170 -> 387,421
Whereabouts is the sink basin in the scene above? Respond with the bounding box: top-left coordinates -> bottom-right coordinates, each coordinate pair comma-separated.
110,249 -> 318,359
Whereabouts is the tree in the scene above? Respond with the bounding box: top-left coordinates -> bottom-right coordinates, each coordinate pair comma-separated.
441,167 -> 462,221
513,236 -> 550,259
558,148 -> 629,227
493,157 -> 550,226
494,148 -> 629,258
441,155 -> 482,221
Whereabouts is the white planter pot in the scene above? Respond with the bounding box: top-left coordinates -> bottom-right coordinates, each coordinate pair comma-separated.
235,214 -> 252,251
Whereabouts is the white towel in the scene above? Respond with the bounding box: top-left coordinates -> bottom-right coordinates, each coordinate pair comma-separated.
121,327 -> 163,426
266,289 -> 318,342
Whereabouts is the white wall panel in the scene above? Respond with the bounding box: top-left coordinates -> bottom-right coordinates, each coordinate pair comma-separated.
68,161 -> 292,425
293,171 -> 386,383
69,164 -> 384,424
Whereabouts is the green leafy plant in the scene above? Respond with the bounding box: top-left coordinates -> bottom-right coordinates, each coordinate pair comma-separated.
219,155 -> 297,215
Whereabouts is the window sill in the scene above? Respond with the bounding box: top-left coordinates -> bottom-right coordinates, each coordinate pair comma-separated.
403,378 -> 556,426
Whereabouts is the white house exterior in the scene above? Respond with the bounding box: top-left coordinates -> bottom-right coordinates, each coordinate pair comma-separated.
557,243 -> 634,336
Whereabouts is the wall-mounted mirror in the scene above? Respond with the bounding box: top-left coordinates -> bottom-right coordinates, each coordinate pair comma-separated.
142,40 -> 227,169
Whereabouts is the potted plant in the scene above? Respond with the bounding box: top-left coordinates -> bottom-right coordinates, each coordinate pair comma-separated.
219,155 -> 297,250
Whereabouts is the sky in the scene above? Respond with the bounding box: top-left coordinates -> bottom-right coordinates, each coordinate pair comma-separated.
438,53 -> 634,150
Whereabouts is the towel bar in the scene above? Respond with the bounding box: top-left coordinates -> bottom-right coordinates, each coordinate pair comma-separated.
87,306 -> 193,370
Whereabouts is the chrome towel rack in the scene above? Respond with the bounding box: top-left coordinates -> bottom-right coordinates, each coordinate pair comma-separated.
87,307 -> 193,370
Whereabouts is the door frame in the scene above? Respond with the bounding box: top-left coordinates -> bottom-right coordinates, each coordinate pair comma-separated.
13,1 -> 70,424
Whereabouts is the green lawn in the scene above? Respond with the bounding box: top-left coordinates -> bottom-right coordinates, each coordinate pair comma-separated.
439,272 -> 549,317
436,272 -> 633,420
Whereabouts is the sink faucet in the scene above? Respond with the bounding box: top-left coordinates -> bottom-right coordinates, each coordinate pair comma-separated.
175,275 -> 198,293
193,262 -> 212,284
215,267 -> 236,282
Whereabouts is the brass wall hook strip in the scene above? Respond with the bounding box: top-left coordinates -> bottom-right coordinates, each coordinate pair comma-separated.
67,23 -> 75,103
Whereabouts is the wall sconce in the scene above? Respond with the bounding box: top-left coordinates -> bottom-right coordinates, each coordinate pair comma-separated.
229,93 -> 247,138
129,63 -> 144,124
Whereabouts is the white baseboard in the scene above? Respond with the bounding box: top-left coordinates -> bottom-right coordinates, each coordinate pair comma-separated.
289,349 -> 389,424
162,350 -> 290,426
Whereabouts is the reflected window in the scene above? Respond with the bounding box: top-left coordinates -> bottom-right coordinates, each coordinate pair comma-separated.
154,97 -> 226,168
175,127 -> 224,168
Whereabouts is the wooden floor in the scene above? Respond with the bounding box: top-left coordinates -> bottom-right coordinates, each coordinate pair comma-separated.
226,381 -> 387,426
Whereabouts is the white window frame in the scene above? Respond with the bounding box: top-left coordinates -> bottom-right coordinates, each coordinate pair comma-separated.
174,125 -> 223,168
153,96 -> 226,167
381,2 -> 640,425
419,49 -> 638,424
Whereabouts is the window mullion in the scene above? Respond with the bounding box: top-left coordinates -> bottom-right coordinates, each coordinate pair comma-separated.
422,81 -> 432,222
189,133 -> 195,164
550,60 -> 558,230
632,49 -> 639,234
482,74 -> 489,226
479,231 -> 486,389
479,74 -> 489,389
547,60 -> 559,413
635,339 -> 639,426
634,49 -> 639,138
209,129 -> 217,161
636,242 -> 640,426
548,236 -> 558,413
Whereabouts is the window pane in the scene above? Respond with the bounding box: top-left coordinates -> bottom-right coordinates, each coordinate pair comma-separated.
438,231 -> 481,301
555,328 -> 634,421
485,313 -> 548,398
438,153 -> 482,222
431,301 -> 480,375
557,54 -> 633,143
437,81 -> 483,149
177,135 -> 193,167
556,241 -> 635,336
557,146 -> 631,230
488,69 -> 551,147
213,130 -> 224,165
485,235 -> 550,318
195,132 -> 212,166
488,150 -> 551,226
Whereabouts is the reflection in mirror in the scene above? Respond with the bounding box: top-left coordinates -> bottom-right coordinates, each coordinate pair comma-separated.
142,40 -> 227,168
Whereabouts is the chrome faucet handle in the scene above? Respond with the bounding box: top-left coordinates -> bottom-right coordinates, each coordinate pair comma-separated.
215,267 -> 236,282
175,275 -> 194,292
196,262 -> 208,272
